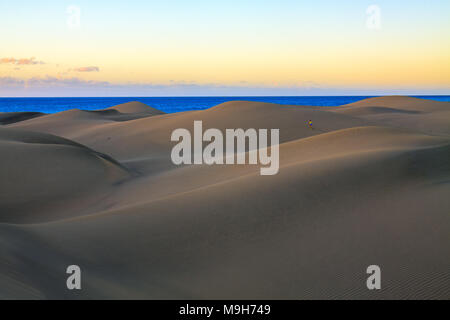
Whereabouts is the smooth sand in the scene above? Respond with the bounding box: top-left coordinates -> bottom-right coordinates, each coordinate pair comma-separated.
0,96 -> 449,299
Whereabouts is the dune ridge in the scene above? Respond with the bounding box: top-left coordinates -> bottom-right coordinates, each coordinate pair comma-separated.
0,96 -> 449,299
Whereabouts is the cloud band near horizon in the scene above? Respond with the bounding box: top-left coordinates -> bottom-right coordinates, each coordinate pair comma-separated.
73,66 -> 100,72
0,76 -> 448,97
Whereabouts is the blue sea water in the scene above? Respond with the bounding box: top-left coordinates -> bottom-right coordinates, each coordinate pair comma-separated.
0,96 -> 449,114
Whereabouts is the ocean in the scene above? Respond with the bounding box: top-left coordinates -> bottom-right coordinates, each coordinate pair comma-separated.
0,96 -> 449,114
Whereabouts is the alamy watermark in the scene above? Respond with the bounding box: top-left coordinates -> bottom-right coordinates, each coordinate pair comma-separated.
366,4 -> 382,30
67,5 -> 81,30
366,265 -> 381,290
171,121 -> 279,175
66,265 -> 81,290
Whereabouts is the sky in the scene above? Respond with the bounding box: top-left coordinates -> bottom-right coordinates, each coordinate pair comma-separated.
1,0 -> 449,96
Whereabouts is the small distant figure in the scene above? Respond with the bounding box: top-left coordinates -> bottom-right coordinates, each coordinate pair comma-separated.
308,119 -> 313,129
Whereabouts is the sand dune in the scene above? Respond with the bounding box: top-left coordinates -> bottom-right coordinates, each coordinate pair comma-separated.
339,96 -> 450,112
0,96 -> 449,299
11,100 -> 371,173
334,96 -> 450,136
9,101 -> 164,138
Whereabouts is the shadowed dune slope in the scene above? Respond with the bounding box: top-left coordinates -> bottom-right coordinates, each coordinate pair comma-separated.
0,128 -> 129,224
0,112 -> 45,125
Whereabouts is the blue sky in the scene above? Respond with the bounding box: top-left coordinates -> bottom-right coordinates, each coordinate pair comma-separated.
1,0 -> 449,96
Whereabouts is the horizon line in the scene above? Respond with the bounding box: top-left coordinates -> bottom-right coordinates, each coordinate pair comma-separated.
1,94 -> 450,99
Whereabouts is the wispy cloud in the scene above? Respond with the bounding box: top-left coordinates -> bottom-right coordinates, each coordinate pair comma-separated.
26,76 -> 108,86
0,77 -> 25,86
0,57 -> 45,65
0,76 -> 321,96
73,66 -> 100,72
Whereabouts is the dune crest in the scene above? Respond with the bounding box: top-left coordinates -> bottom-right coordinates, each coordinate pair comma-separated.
107,101 -> 164,114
